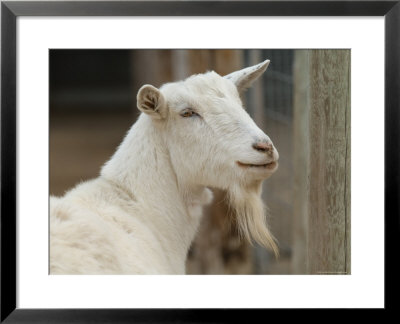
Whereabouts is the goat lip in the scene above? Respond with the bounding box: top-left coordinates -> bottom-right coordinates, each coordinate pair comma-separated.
237,161 -> 278,170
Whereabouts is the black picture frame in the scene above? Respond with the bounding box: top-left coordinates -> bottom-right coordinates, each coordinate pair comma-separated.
1,0 -> 398,322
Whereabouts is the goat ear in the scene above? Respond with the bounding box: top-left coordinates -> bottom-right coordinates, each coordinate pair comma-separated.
224,59 -> 270,93
137,85 -> 167,119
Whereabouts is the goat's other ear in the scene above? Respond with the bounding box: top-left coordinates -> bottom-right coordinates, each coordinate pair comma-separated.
224,59 -> 270,94
137,84 -> 167,119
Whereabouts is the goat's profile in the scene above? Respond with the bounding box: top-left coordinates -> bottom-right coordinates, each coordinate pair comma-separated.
50,60 -> 279,274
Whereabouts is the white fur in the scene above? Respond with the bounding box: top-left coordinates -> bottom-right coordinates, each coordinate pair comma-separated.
50,60 -> 279,274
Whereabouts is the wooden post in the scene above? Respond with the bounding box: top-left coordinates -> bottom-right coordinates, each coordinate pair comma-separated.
292,50 -> 351,274
293,50 -> 351,274
345,65 -> 351,275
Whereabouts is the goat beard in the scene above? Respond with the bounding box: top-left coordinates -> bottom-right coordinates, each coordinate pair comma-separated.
226,181 -> 279,257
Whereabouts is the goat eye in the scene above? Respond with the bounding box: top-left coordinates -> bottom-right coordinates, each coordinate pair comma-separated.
180,109 -> 196,118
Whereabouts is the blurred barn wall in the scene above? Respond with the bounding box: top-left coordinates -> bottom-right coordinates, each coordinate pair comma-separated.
49,49 -> 350,274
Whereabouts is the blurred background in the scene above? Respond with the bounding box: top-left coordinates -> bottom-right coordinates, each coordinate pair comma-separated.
50,49 -> 350,275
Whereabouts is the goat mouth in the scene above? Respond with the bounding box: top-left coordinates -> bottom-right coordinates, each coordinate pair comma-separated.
237,161 -> 278,170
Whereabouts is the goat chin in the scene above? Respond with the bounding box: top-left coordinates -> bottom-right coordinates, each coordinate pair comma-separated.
227,181 -> 279,257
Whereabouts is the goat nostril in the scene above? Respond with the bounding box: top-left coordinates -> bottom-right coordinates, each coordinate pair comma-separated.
253,142 -> 273,152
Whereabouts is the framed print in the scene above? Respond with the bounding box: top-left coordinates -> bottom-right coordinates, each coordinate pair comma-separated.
1,0 -> 399,322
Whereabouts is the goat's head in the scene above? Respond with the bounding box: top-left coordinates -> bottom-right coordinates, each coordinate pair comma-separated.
136,60 -> 279,255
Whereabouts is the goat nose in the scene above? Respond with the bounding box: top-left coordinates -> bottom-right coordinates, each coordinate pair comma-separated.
253,141 -> 273,153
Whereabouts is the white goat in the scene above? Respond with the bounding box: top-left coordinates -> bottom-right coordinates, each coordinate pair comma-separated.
50,60 -> 279,274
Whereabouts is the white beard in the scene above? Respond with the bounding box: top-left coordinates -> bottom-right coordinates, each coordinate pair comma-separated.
227,181 -> 279,257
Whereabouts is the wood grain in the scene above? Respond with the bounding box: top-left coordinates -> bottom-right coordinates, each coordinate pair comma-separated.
307,50 -> 351,274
